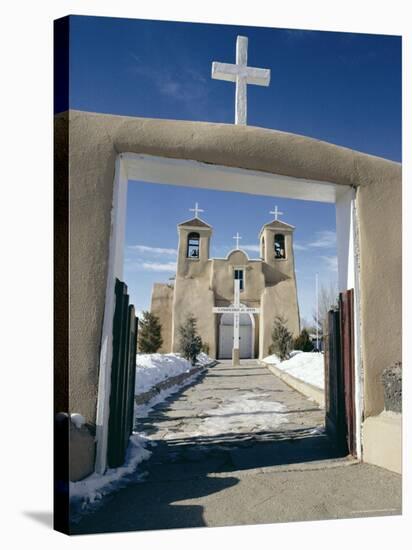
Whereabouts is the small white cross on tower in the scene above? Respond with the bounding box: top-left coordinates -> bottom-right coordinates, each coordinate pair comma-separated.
189,202 -> 204,219
211,35 -> 271,125
270,206 -> 284,221
233,232 -> 242,250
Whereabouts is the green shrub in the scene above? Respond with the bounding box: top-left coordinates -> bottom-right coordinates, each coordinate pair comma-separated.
137,311 -> 163,353
294,328 -> 315,352
178,315 -> 203,366
268,316 -> 293,360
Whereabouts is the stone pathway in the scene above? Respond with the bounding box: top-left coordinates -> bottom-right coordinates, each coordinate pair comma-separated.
72,360 -> 401,534
136,360 -> 335,472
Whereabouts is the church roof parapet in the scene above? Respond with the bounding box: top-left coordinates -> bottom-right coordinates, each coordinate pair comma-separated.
224,248 -> 259,262
259,219 -> 295,237
178,217 -> 212,229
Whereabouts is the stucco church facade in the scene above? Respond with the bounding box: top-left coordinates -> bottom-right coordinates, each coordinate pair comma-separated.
150,211 -> 300,360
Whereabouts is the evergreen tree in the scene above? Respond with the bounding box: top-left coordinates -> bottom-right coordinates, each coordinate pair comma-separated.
294,328 -> 315,352
137,311 -> 163,353
268,315 -> 293,360
178,315 -> 203,365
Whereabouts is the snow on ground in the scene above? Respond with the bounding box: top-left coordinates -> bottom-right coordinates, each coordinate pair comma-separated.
263,352 -> 324,389
200,393 -> 288,436
186,392 -> 288,438
135,351 -> 212,394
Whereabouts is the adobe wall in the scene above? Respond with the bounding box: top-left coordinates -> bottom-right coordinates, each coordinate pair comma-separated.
355,155 -> 401,416
150,283 -> 174,353
58,110 -> 401,475
259,280 -> 301,358
172,276 -> 217,358
211,250 -> 265,303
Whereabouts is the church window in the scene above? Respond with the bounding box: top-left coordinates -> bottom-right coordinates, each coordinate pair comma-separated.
187,232 -> 200,259
274,234 -> 286,259
234,269 -> 244,291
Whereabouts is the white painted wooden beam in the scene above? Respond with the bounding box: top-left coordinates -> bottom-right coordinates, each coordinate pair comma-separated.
124,153 -> 348,204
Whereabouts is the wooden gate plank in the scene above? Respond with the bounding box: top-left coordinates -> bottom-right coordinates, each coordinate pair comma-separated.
107,279 -> 138,469
108,280 -> 129,467
123,306 -> 138,449
325,309 -> 347,454
340,289 -> 356,457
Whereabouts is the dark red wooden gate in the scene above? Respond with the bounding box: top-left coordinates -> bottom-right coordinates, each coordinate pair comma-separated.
325,289 -> 357,457
340,289 -> 356,456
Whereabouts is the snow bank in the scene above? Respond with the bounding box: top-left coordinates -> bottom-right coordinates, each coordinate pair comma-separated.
70,434 -> 152,518
289,350 -> 303,358
135,351 -> 212,394
263,353 -> 281,365
263,352 -> 324,389
262,350 -> 302,365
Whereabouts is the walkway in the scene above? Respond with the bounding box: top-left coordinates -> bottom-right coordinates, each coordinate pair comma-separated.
72,360 -> 401,534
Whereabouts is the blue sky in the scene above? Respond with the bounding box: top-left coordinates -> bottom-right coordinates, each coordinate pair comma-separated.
67,15 -> 401,323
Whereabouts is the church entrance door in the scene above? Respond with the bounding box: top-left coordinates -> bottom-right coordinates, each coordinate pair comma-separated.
219,310 -> 253,359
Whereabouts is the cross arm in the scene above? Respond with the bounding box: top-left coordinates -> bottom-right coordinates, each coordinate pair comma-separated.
211,62 -> 237,82
212,62 -> 271,86
245,67 -> 271,87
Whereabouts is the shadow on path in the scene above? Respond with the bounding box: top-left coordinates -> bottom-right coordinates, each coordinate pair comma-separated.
146,427 -> 347,480
71,474 -> 239,534
72,361 -> 345,534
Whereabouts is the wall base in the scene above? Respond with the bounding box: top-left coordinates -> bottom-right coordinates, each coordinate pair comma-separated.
362,411 -> 402,474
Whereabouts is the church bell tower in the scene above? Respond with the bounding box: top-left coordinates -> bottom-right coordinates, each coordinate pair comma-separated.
259,206 -> 296,279
176,203 -> 212,277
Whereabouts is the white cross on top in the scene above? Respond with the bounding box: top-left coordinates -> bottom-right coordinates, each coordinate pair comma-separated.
233,232 -> 242,249
189,202 -> 204,219
270,206 -> 284,221
211,35 -> 271,125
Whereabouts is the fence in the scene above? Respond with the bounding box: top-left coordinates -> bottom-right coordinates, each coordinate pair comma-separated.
324,289 -> 356,457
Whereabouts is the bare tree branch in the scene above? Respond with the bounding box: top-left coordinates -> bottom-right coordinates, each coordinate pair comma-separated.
312,281 -> 339,335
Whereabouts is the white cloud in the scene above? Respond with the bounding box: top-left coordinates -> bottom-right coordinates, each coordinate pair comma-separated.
293,242 -> 307,251
308,230 -> 336,249
129,57 -> 208,103
128,244 -> 177,256
321,256 -> 338,272
141,261 -> 177,272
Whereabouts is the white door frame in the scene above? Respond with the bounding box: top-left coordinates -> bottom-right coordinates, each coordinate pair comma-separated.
94,153 -> 362,473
